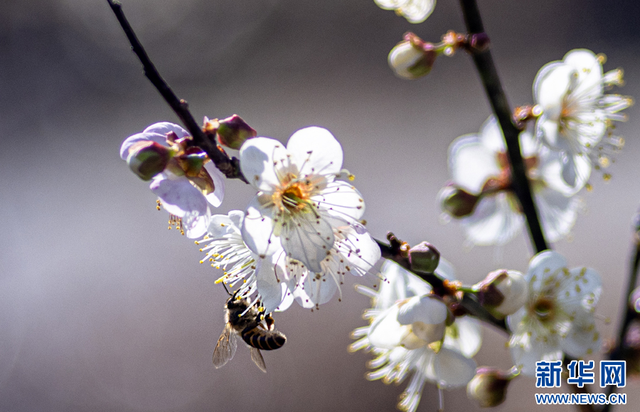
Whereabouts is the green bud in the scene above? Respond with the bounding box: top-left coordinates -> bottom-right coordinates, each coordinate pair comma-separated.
467,367 -> 518,408
440,185 -> 479,218
210,114 -> 257,150
408,241 -> 440,273
126,140 -> 171,181
388,33 -> 439,80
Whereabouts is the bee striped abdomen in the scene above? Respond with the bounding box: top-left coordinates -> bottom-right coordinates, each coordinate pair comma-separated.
241,328 -> 286,350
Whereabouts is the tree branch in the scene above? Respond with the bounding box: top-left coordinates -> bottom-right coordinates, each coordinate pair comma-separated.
106,0 -> 247,182
376,238 -> 507,332
458,0 -> 548,253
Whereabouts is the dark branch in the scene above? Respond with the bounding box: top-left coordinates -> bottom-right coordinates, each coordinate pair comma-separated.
376,239 -> 507,332
459,0 -> 548,253
106,0 -> 247,182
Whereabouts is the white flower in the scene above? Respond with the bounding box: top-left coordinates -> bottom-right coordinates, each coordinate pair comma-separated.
196,210 -> 293,313
120,122 -> 225,238
507,251 -> 602,375
442,116 -> 582,246
534,49 -> 631,187
239,127 -> 366,273
350,260 -> 480,412
276,224 -> 381,309
375,0 -> 436,24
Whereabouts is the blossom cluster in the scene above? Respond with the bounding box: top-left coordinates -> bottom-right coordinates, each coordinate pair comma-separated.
440,49 -> 631,247
121,123 -> 381,312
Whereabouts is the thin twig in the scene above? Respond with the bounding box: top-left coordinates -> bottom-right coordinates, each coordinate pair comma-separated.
376,239 -> 507,332
458,0 -> 548,253
106,0 -> 247,182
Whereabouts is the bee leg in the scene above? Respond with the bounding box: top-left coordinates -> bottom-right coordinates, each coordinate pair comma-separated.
264,313 -> 276,331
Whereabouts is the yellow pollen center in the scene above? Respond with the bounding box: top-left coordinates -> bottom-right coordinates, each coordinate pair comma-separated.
279,181 -> 311,212
533,297 -> 555,322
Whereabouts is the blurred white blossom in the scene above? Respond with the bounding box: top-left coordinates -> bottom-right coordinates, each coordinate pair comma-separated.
441,116 -> 582,246
507,250 -> 602,375
375,0 -> 436,24
350,260 -> 479,412
120,122 -> 225,238
534,49 -> 632,188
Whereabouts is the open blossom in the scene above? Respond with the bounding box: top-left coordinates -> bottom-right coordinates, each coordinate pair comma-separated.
276,224 -> 381,309
350,260 -> 480,412
196,210 -> 292,313
239,126 -> 367,273
440,116 -> 582,246
198,211 -> 379,311
507,251 -> 602,375
120,122 -> 225,238
375,0 -> 436,24
534,49 -> 632,187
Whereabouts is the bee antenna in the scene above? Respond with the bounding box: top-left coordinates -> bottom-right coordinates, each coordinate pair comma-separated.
221,282 -> 232,296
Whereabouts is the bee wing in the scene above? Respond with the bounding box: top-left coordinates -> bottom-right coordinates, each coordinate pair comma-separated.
212,324 -> 237,369
250,347 -> 267,373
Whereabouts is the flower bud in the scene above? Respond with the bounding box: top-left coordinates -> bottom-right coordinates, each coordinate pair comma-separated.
474,270 -> 527,318
126,140 -> 171,181
408,242 -> 440,273
467,367 -> 517,408
440,185 -> 479,218
388,35 -> 437,80
206,114 -> 257,150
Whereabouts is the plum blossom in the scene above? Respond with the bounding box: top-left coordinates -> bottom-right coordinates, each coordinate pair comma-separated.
197,210 -> 379,311
239,126 -> 367,273
196,210 -> 292,313
440,116 -> 582,246
120,122 -> 225,238
375,0 -> 436,24
534,49 -> 632,187
507,251 -> 602,375
275,224 -> 381,309
350,260 -> 480,412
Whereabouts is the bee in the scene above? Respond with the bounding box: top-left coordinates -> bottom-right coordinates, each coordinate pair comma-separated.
212,294 -> 286,373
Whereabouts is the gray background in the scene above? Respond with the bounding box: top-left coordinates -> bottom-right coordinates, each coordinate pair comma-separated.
1,0 -> 639,411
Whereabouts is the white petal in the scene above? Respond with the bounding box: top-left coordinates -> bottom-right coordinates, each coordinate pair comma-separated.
556,266 -> 602,315
337,228 -> 381,275
150,175 -> 207,218
242,194 -> 283,258
204,162 -> 225,208
281,213 -> 334,273
449,135 -> 500,194
368,305 -> 406,349
561,313 -> 601,358
239,137 -> 290,192
460,193 -> 523,245
182,211 -> 209,239
430,347 -> 477,388
254,256 -> 288,314
287,126 -> 343,178
478,116 -> 506,154
207,213 -> 237,237
376,260 -> 432,310
563,49 -> 603,102
120,122 -> 189,160
399,0 -> 436,24
539,149 -> 591,196
527,250 -> 567,285
299,271 -> 338,307
444,317 -> 482,358
534,63 -> 574,120
318,181 -> 365,222
397,295 -> 448,326
510,335 -> 563,376
434,257 -> 455,280
535,187 -> 579,242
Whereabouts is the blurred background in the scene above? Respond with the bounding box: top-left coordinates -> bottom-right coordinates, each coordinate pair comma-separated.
1,0 -> 640,410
